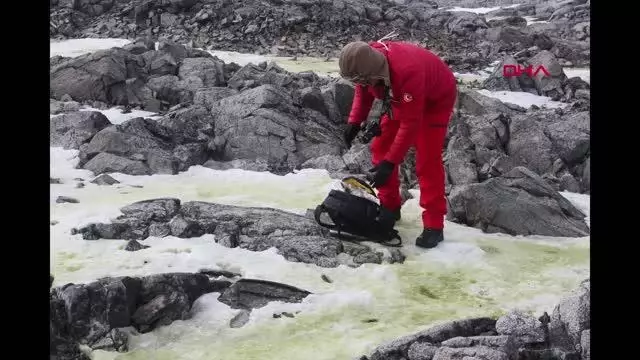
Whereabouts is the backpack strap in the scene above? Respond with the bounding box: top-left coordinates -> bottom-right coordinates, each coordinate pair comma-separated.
313,204 -> 338,230
378,231 -> 402,247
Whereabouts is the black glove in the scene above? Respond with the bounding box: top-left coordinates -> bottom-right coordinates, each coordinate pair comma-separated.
367,160 -> 395,188
343,123 -> 361,149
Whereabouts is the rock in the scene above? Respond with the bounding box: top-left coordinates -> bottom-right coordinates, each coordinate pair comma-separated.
83,152 -> 152,176
217,279 -> 311,310
367,318 -> 497,360
74,198 -> 402,267
229,309 -> 252,328
50,111 -> 112,149
507,115 -> 555,175
496,310 -> 545,344
300,86 -> 329,117
158,105 -> 214,144
50,273 -> 214,348
169,216 -> 205,237
125,239 -> 150,252
90,174 -> 120,185
210,84 -> 343,172
441,336 -> 517,356
90,328 -> 128,352
178,57 -> 226,87
549,279 -> 590,351
50,48 -> 134,103
50,98 -> 82,114
56,196 -> 79,203
445,134 -> 479,186
559,173 -> 581,193
120,198 -> 181,223
132,292 -> 191,333
457,88 -> 518,116
332,79 -> 355,119
447,167 -> 590,237
300,154 -> 347,173
149,222 -> 172,237
581,157 -> 590,193
481,55 -> 522,92
580,329 -> 590,360
193,87 -> 238,111
198,269 -> 241,279
343,143 -> 373,173
545,111 -> 589,166
526,50 -> 568,99
50,177 -> 62,184
407,341 -> 439,360
78,116 -> 207,175
433,346 -> 509,360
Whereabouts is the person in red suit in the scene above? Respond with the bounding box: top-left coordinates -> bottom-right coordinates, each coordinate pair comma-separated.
338,38 -> 457,249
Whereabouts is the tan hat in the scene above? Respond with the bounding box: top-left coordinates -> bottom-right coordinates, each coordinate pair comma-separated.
338,41 -> 390,86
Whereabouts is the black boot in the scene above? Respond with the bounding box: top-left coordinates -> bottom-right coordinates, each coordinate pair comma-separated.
415,228 -> 444,249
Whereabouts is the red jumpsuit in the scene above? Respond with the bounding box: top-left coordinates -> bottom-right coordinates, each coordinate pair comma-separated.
346,41 -> 457,230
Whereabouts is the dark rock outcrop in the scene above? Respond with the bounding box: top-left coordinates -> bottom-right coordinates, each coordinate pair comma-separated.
361,279 -> 591,360
50,272 -> 311,359
72,198 -> 405,268
447,167 -> 589,237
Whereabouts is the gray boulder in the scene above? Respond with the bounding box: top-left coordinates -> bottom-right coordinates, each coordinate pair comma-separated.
545,111 -> 589,166
210,84 -> 343,172
507,115 -> 555,175
178,57 -> 226,87
447,167 -> 590,237
366,318 -> 497,360
50,48 -> 136,103
50,111 -> 111,149
549,278 -> 590,351
83,152 -> 152,176
217,279 -> 310,310
496,310 -> 545,345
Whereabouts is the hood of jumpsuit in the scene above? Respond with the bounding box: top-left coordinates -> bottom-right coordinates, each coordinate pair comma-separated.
338,41 -> 391,86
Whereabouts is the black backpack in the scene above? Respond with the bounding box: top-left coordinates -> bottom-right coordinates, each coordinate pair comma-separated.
313,181 -> 402,247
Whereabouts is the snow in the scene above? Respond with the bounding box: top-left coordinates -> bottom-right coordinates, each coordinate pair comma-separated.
564,68 -> 591,84
477,89 -> 568,109
50,37 -> 590,360
208,50 -> 270,66
79,107 -> 162,124
50,146 -> 589,360
447,4 -> 521,15
50,38 -> 132,58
